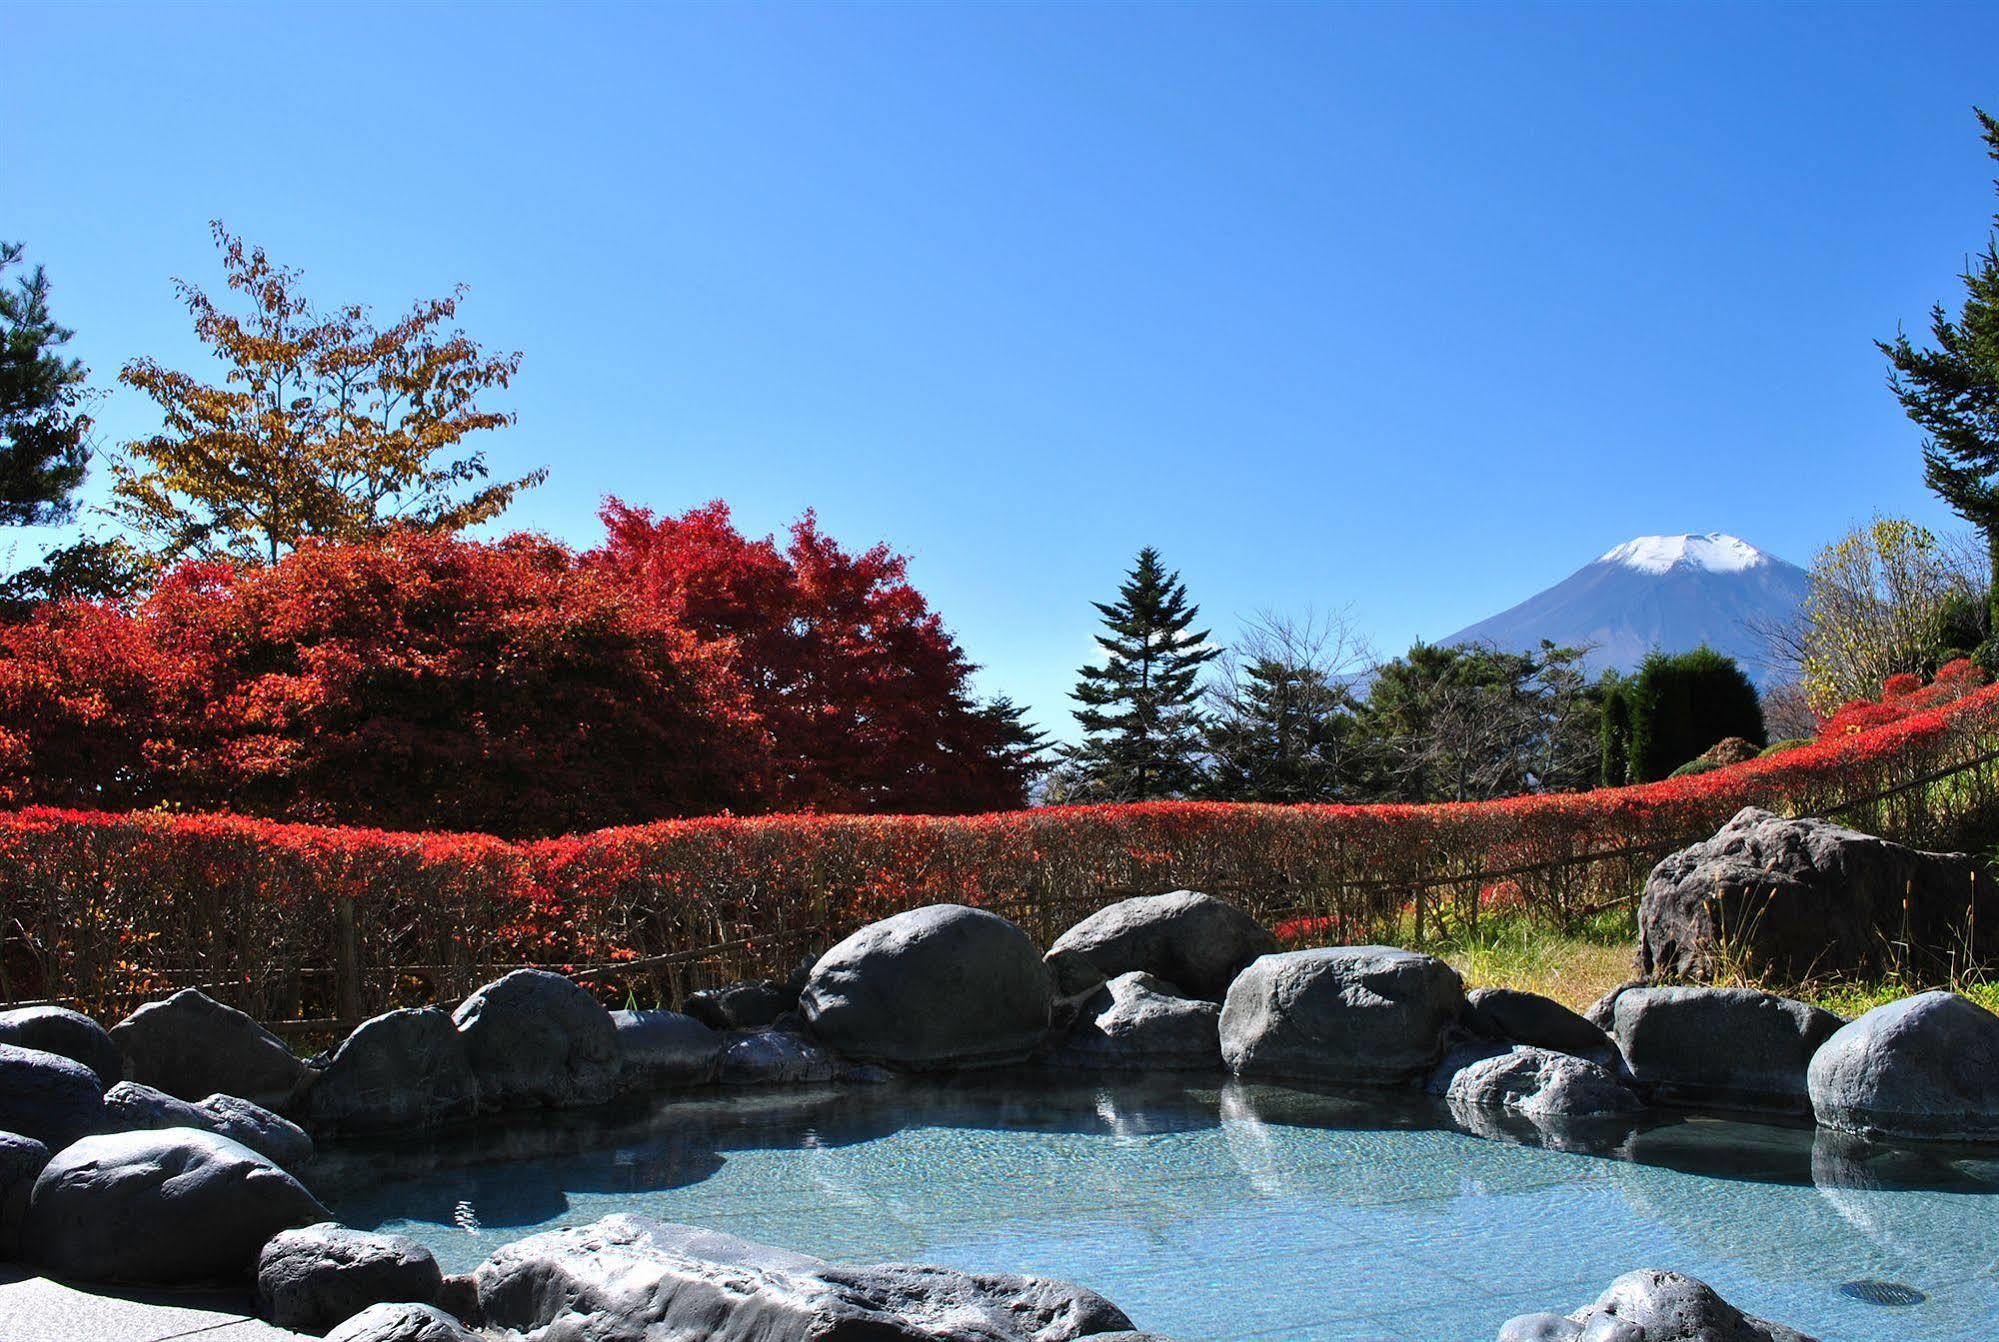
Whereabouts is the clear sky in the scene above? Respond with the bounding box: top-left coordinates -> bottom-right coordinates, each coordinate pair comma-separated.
6,2 -> 1998,740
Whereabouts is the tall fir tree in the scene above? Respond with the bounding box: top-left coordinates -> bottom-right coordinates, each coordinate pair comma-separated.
1064,547 -> 1218,800
0,243 -> 92,526
1880,109 -> 1999,634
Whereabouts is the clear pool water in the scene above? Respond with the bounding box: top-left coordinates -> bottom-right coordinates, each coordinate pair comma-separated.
312,1075 -> 1999,1342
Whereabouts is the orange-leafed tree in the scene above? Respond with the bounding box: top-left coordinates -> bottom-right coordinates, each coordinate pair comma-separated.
114,223 -> 543,563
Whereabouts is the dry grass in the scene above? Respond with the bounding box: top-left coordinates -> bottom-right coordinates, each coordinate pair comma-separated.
1405,910 -> 1639,1012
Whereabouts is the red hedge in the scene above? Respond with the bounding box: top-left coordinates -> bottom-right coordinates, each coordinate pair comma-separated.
5,671 -> 1997,1023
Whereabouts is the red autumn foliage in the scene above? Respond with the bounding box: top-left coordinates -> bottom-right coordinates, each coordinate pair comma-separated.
1818,657 -> 1989,739
5,668 -> 1996,1021
0,504 -> 1037,836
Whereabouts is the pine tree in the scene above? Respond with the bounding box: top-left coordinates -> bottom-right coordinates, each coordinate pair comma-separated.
0,243 -> 92,526
1064,547 -> 1218,800
1880,109 -> 1999,633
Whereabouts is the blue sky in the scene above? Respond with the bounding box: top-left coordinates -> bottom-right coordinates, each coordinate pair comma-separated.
5,3 -> 1998,739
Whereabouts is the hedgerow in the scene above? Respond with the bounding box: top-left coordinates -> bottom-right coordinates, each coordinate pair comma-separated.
3,665 -> 1997,1023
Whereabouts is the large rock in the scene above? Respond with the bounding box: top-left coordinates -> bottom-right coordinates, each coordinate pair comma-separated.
1464,987 -> 1620,1069
325,1302 -> 481,1342
1807,990 -> 1999,1142
801,904 -> 1052,1070
1046,891 -> 1276,1002
309,1007 -> 481,1134
110,989 -> 307,1109
1605,986 -> 1842,1115
25,1127 -> 328,1283
102,1081 -> 312,1170
1434,1044 -> 1641,1121
1052,973 -> 1222,1072
1220,947 -> 1464,1086
0,1006 -> 122,1087
1638,808 -> 1986,982
1497,1268 -> 1818,1341
0,1131 -> 50,1259
682,980 -> 798,1032
452,970 -> 620,1111
0,1041 -> 105,1149
475,1213 -> 1135,1342
612,1009 -> 722,1089
258,1222 -> 447,1333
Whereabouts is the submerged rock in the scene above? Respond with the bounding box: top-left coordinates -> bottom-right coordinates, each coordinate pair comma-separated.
475,1213 -> 1136,1342
308,1007 -> 481,1134
110,989 -> 307,1109
716,1028 -> 840,1085
102,1081 -> 312,1170
612,1009 -> 722,1089
802,904 -> 1051,1070
1807,991 -> 1999,1142
0,1006 -> 122,1088
1638,807 -> 1985,982
25,1127 -> 327,1283
1497,1268 -> 1818,1341
1052,972 -> 1222,1072
1604,986 -> 1841,1115
258,1222 -> 447,1333
1436,1044 -> 1641,1121
0,1042 -> 105,1149
1220,946 -> 1463,1086
1046,892 -> 1276,1002
453,970 -> 620,1111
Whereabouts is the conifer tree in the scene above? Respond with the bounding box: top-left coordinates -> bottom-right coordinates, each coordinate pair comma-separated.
0,243 -> 92,526
1880,109 -> 1999,633
1064,547 -> 1218,800
1201,613 -> 1363,802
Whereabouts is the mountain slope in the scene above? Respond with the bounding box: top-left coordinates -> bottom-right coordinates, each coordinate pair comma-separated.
1442,533 -> 1807,685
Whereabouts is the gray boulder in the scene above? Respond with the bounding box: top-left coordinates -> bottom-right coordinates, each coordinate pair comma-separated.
1498,1269 -> 1818,1341
110,989 -> 307,1108
1220,947 -> 1464,1086
1046,891 -> 1276,1002
101,1081 -> 312,1170
25,1127 -> 328,1283
0,1131 -> 50,1259
324,1302 -> 480,1342
612,1009 -> 722,1089
0,1006 -> 122,1087
308,1007 -> 480,1134
1807,990 -> 1999,1142
1638,807 -> 1985,982
1052,973 -> 1222,1072
1606,986 -> 1842,1115
1435,1044 -> 1641,1120
475,1213 -> 1135,1342
1465,987 -> 1621,1069
717,1029 -> 839,1086
258,1222 -> 447,1333
0,1041 -> 105,1149
683,980 -> 798,1032
801,904 -> 1052,1070
452,970 -> 620,1111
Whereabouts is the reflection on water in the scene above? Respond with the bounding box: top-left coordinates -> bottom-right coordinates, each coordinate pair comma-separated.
310,1074 -> 1999,1342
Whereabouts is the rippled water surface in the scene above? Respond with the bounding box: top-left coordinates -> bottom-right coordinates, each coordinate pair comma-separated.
310,1076 -> 1999,1342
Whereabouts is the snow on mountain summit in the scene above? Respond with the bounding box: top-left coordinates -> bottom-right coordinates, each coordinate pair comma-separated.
1598,533 -> 1768,575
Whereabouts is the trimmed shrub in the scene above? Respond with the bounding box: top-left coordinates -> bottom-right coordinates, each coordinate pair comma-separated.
1625,648 -> 1766,782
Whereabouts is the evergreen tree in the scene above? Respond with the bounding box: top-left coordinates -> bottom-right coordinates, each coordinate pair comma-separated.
1065,547 -> 1218,800
1201,656 -> 1356,801
1599,672 -> 1632,787
1623,647 -> 1765,782
0,243 -> 92,526
1880,109 -> 1999,634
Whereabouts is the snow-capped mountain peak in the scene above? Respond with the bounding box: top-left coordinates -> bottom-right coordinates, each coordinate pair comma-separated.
1443,533 -> 1806,686
1597,533 -> 1769,576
